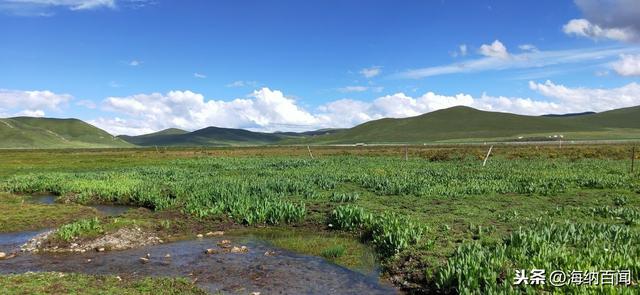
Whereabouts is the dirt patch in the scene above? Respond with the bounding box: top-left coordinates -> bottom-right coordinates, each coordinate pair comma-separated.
21,227 -> 163,253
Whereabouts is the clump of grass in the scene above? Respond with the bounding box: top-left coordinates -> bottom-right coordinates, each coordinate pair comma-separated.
329,205 -> 426,256
321,244 -> 346,259
436,220 -> 640,294
330,192 -> 359,203
56,217 -> 103,241
614,195 -> 629,206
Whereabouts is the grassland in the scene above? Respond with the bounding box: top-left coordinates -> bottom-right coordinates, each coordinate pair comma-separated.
0,193 -> 98,232
0,145 -> 639,293
0,272 -> 206,295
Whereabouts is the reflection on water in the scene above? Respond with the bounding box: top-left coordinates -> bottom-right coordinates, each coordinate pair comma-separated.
0,229 -> 50,253
25,194 -> 134,217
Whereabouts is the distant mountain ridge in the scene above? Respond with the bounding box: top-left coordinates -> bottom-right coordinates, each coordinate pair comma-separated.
2,105 -> 640,148
117,127 -> 340,147
291,105 -> 640,144
542,112 -> 596,117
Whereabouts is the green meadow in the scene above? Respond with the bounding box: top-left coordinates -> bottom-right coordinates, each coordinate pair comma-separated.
0,145 -> 638,293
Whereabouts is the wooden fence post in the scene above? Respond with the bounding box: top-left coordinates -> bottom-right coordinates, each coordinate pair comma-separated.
632,146 -> 636,173
307,145 -> 314,159
404,145 -> 408,161
483,145 -> 494,167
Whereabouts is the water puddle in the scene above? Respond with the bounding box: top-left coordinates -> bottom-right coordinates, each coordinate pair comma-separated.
0,229 -> 50,253
0,235 -> 397,294
25,194 -> 135,217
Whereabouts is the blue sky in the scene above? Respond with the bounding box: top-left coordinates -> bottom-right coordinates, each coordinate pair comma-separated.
1,0 -> 639,135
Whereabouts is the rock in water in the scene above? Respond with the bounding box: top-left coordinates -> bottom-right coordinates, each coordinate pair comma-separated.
206,231 -> 224,236
230,246 -> 248,254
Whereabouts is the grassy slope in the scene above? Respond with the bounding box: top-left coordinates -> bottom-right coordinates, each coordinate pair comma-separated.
0,117 -> 133,149
117,128 -> 188,145
297,106 -> 640,144
119,126 -> 291,146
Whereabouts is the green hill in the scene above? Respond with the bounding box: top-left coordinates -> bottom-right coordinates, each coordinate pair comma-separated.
0,117 -> 133,149
118,126 -> 290,146
118,128 -> 189,146
297,106 -> 640,144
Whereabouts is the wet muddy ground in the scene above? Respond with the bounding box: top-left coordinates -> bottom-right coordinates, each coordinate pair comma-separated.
0,233 -> 397,294
1,194 -> 398,294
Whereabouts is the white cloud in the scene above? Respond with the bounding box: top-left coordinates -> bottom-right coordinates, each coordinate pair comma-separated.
529,80 -> 640,112
96,88 -> 320,135
450,44 -> 468,58
0,0 -> 155,15
563,19 -> 635,42
0,89 -> 72,117
94,81 -> 640,135
459,44 -> 468,56
359,66 -> 382,78
518,44 -> 538,52
2,0 -> 115,10
394,46 -> 639,79
0,89 -> 72,118
226,80 -> 258,88
193,73 -> 206,79
612,54 -> 640,76
128,60 -> 142,66
563,0 -> 640,42
108,81 -> 122,88
338,86 -> 369,93
479,40 -> 509,59
15,109 -> 45,117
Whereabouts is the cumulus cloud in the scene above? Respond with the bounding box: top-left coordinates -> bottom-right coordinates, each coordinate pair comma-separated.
529,80 -> 640,112
193,73 -> 206,79
479,40 -> 509,59
0,89 -> 72,117
612,54 -> 640,76
15,109 -> 45,117
563,0 -> 640,42
563,19 -> 635,42
93,81 -> 640,135
359,66 -> 382,78
95,88 -> 320,135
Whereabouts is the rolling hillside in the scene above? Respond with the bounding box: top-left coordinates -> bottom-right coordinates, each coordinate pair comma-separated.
295,106 -> 640,144
0,117 -> 133,149
4,105 -> 639,148
118,126 -> 290,146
